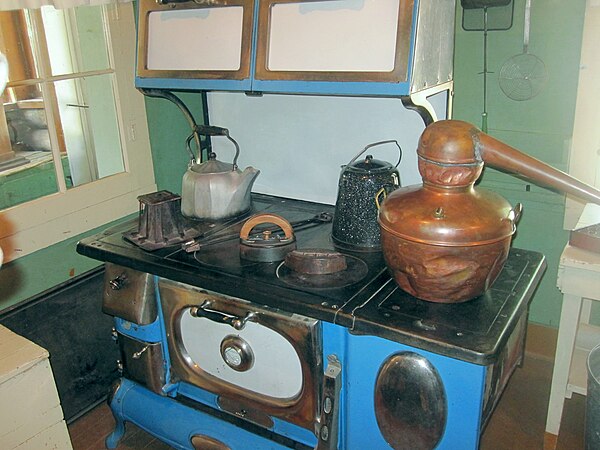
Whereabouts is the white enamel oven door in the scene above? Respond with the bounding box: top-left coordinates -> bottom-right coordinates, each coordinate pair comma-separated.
158,279 -> 322,431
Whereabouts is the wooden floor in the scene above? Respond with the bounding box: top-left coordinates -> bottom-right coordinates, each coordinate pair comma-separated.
68,353 -> 586,450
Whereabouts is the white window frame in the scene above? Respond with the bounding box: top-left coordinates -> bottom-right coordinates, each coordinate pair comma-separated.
564,0 -> 600,229
0,2 -> 156,262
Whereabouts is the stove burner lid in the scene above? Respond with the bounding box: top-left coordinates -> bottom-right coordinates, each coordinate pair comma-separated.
276,249 -> 368,289
284,249 -> 347,275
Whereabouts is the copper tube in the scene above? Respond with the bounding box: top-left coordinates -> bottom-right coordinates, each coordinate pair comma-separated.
477,130 -> 600,205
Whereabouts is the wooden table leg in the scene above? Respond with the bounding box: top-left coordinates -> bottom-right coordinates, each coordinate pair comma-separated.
544,293 -> 584,450
544,431 -> 558,450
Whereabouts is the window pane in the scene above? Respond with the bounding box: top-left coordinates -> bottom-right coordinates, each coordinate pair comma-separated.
55,75 -> 124,188
41,5 -> 110,76
0,85 -> 59,208
0,10 -> 40,86
0,151 -> 60,209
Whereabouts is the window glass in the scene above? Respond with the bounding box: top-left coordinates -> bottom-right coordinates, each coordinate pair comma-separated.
41,5 -> 111,76
0,2 -> 156,264
0,82 -> 59,209
0,5 -> 124,203
0,10 -> 40,84
55,75 -> 123,187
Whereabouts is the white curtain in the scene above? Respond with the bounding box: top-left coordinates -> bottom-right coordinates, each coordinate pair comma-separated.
0,0 -> 131,11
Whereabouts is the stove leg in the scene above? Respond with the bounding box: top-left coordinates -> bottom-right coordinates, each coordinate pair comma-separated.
105,379 -> 127,449
106,418 -> 126,449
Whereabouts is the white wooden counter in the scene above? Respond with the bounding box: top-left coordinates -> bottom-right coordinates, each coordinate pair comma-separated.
0,325 -> 72,449
545,203 -> 600,449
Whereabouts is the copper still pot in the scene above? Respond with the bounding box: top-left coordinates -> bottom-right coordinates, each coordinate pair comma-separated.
378,120 -> 600,303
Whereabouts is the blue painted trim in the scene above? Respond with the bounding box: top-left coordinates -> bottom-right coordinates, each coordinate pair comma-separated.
407,0 -> 420,84
177,381 -> 220,408
108,378 -> 295,450
177,381 -> 318,447
135,76 -> 252,92
251,79 -> 412,97
114,317 -> 162,342
248,0 -> 260,92
153,275 -> 176,395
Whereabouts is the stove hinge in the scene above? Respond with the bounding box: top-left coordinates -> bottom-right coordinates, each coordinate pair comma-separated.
315,354 -> 341,450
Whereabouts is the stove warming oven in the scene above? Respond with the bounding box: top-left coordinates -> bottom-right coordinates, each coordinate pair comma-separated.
77,194 -> 546,450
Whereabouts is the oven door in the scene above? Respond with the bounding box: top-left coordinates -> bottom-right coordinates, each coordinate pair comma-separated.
158,279 -> 322,432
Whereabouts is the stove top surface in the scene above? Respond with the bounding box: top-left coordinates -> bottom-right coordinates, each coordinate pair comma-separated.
163,195 -> 386,302
77,193 -> 547,364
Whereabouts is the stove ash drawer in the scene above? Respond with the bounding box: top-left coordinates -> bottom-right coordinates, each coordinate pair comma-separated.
102,263 -> 157,325
118,333 -> 165,394
158,279 -> 323,433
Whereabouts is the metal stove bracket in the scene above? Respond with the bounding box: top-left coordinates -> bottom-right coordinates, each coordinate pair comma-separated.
315,355 -> 341,450
347,276 -> 395,332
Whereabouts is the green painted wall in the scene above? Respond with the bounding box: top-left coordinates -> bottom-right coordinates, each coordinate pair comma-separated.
452,0 -> 586,326
145,93 -> 205,195
0,216 -> 124,310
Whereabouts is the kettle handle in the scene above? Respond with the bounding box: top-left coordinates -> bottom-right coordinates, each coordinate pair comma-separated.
346,140 -> 402,169
193,124 -> 241,170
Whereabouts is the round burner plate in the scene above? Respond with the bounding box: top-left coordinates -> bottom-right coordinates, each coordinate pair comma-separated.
276,254 -> 368,289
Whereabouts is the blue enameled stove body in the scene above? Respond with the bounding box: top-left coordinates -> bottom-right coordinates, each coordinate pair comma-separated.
76,194 -> 546,450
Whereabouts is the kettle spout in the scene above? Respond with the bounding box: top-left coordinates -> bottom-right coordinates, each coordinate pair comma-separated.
239,166 -> 260,190
230,166 -> 260,207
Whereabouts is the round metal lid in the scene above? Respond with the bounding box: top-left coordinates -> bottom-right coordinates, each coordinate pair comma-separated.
190,152 -> 235,174
345,155 -> 395,174
378,185 -> 518,246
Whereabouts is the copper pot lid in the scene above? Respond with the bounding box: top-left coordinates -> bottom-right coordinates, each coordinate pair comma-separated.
417,120 -> 482,165
378,186 -> 520,247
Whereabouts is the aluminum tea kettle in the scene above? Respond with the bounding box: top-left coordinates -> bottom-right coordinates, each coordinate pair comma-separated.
181,125 -> 259,221
332,140 -> 401,250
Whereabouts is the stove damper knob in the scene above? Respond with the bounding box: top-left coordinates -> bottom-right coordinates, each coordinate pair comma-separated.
220,335 -> 254,372
109,274 -> 127,290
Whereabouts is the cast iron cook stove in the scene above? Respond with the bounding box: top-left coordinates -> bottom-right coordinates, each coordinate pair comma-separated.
76,193 -> 546,450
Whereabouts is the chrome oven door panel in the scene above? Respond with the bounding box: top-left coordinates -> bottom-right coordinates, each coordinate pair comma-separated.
118,333 -> 165,394
158,279 -> 322,431
103,263 -> 157,325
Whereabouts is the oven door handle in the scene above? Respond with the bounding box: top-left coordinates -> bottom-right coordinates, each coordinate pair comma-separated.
189,301 -> 257,331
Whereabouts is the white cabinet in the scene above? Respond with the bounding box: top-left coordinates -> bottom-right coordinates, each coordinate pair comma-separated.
0,325 -> 72,450
136,0 -> 255,91
135,0 -> 456,99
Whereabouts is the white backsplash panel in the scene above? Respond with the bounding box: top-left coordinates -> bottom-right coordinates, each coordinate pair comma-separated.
207,92 -> 448,205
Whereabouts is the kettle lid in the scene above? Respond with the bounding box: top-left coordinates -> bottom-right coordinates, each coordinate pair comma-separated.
346,155 -> 394,174
190,152 -> 236,174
